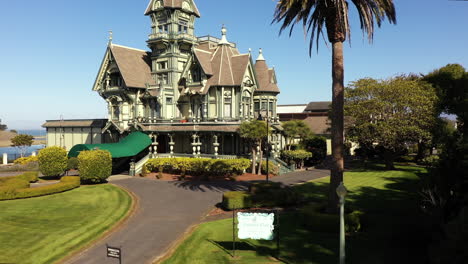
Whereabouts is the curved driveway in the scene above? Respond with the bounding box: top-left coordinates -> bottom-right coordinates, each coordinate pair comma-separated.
66,178 -> 249,264
65,169 -> 328,264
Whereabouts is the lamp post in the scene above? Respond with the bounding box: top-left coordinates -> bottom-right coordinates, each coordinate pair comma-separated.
336,182 -> 348,264
257,109 -> 269,182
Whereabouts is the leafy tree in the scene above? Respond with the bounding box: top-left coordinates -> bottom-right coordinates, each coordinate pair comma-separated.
282,120 -> 313,150
345,76 -> 437,169
281,149 -> 313,169
10,134 -> 34,158
0,124 -> 7,131
423,64 -> 468,217
273,0 -> 397,212
239,120 -> 268,175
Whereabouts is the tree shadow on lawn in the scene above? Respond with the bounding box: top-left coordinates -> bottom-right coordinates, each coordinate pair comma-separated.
170,180 -> 250,193
209,213 -> 337,264
290,173 -> 430,263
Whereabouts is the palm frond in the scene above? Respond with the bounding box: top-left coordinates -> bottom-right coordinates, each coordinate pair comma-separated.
272,0 -> 397,55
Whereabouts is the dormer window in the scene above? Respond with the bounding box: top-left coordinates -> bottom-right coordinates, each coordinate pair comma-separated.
191,65 -> 202,82
109,73 -> 122,87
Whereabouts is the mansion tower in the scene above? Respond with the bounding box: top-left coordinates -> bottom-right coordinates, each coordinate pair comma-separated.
90,0 -> 282,157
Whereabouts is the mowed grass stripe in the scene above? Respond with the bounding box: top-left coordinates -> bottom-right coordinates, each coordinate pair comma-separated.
26,186 -> 131,263
29,185 -> 132,264
0,184 -> 132,264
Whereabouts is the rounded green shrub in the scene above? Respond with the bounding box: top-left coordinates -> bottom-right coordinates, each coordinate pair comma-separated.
38,146 -> 68,177
78,150 -> 112,184
222,191 -> 252,210
67,157 -> 79,171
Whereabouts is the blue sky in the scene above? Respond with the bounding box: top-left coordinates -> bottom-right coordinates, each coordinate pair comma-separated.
0,0 -> 467,129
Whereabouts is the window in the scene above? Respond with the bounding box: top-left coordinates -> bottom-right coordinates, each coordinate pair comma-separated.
109,73 -> 122,87
191,65 -> 202,82
261,102 -> 267,111
178,21 -> 188,34
224,101 -> 231,118
158,23 -> 169,33
112,105 -> 120,121
254,102 -> 260,112
158,61 -> 168,70
157,73 -> 169,85
166,97 -> 173,104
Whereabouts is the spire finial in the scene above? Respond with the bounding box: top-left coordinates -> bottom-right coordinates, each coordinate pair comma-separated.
219,24 -> 229,45
108,30 -> 113,45
257,48 -> 265,61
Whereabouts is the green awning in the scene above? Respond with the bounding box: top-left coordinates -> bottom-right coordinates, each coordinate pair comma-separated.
68,131 -> 152,158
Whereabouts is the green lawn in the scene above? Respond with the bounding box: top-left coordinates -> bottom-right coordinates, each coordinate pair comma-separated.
0,184 -> 133,264
161,164 -> 430,264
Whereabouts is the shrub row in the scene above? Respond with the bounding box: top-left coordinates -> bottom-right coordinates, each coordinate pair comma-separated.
260,161 -> 279,176
0,171 -> 39,185
13,156 -> 38,165
222,181 -> 303,210
300,203 -> 364,233
0,176 -> 80,201
145,158 -> 250,178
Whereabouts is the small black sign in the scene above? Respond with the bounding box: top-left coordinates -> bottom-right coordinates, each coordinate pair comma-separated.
107,245 -> 121,259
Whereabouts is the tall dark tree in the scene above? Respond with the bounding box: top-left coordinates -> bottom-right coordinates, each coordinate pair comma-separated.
273,0 -> 396,212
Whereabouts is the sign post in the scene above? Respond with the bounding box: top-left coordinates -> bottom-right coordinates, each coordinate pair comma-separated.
234,210 -> 280,259
106,244 -> 122,264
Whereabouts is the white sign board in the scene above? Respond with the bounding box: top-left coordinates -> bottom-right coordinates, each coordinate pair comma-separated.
107,246 -> 121,259
237,212 -> 275,240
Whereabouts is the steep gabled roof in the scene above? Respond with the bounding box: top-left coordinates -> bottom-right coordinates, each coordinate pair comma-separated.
145,0 -> 201,17
193,49 -> 213,75
255,59 -> 280,93
110,44 -> 155,89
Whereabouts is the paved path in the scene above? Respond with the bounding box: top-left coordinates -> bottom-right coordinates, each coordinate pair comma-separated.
65,169 -> 329,264
66,178 -> 249,264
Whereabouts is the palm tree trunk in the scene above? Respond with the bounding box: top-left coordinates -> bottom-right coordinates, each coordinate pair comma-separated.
327,41 -> 345,214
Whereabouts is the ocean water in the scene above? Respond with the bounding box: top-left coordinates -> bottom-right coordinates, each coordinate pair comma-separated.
13,129 -> 46,137
0,145 -> 45,162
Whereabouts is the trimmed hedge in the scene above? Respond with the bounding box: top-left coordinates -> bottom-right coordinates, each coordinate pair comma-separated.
222,182 -> 303,210
0,171 -> 38,185
300,203 -> 364,233
145,158 -> 250,178
78,150 -> 112,184
222,191 -> 252,210
0,172 -> 79,201
261,161 -> 279,176
38,146 -> 68,177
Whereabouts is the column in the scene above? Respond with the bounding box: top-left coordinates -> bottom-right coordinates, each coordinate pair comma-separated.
213,135 -> 219,157
31,152 -> 37,157
152,134 -> 159,157
196,135 -> 201,156
2,153 -> 7,165
191,134 -> 197,157
169,134 -> 175,156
